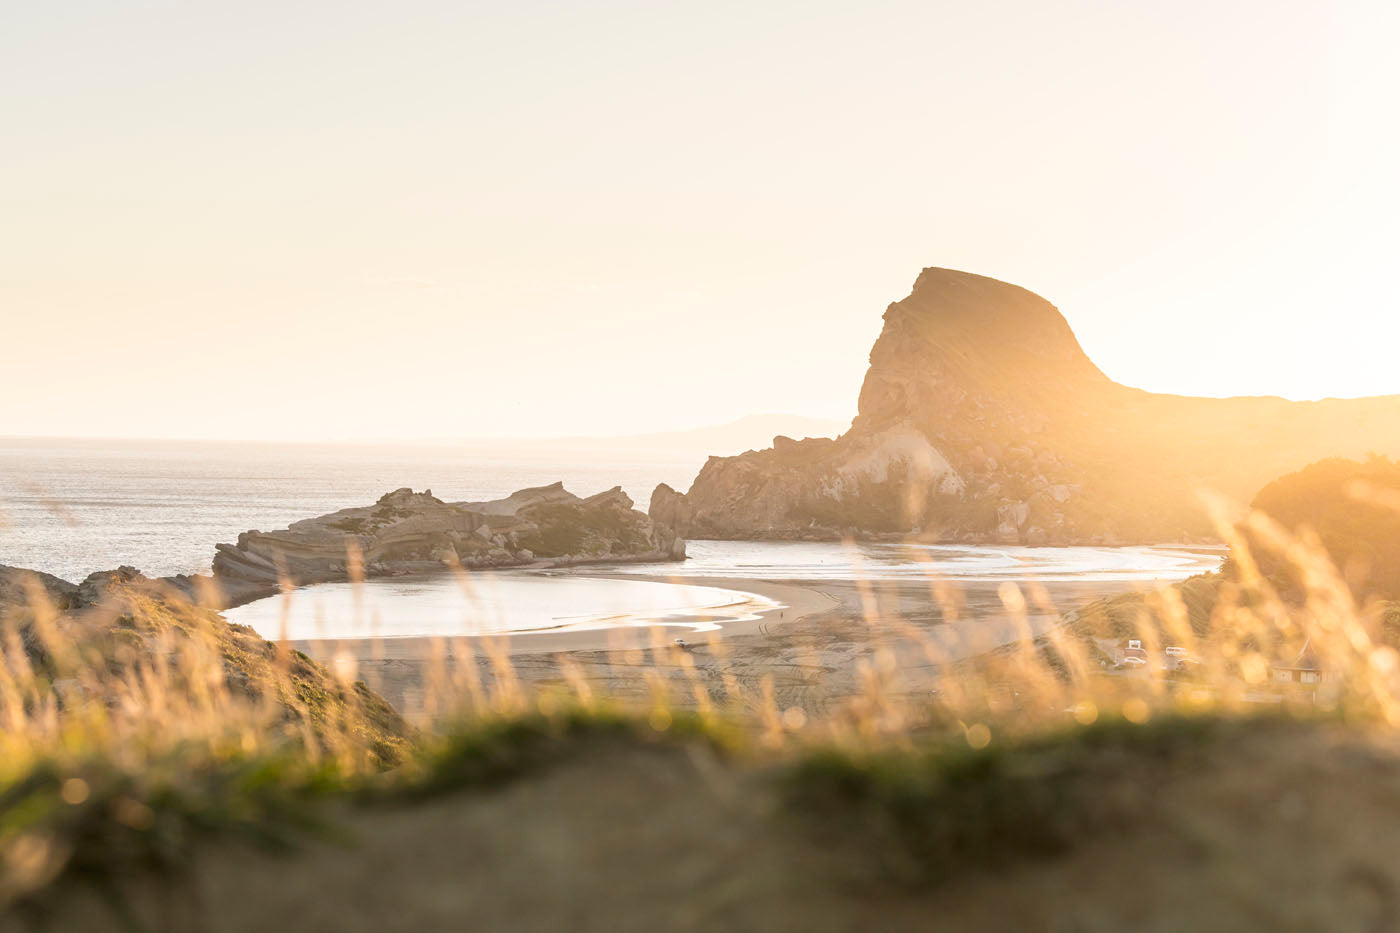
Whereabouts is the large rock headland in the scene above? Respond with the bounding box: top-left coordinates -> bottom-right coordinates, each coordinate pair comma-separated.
653,268 -> 1400,545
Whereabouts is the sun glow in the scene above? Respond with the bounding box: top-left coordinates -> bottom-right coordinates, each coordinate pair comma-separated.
1,1 -> 1397,441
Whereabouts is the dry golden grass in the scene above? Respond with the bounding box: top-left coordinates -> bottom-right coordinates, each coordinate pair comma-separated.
2,484 -> 1399,911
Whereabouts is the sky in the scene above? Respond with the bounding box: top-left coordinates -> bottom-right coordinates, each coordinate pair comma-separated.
3,0 -> 1397,441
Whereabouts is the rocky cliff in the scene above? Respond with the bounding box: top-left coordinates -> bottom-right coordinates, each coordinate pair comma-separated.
0,564 -> 412,765
653,268 -> 1400,545
203,483 -> 685,606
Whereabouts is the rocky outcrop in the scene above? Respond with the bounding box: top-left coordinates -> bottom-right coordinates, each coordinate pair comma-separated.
202,483 -> 685,607
0,563 -> 413,765
0,564 -> 80,613
653,267 -> 1400,544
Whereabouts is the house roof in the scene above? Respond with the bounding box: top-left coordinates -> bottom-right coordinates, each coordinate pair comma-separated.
1273,638 -> 1322,671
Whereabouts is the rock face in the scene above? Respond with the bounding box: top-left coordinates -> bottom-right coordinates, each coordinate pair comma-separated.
207,483 -> 685,606
653,267 -> 1400,544
0,563 -> 413,765
0,564 -> 79,612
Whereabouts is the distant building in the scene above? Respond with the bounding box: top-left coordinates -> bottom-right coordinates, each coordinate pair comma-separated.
1270,640 -> 1339,687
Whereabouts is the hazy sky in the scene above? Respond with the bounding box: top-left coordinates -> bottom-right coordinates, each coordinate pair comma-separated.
4,0 -> 1397,441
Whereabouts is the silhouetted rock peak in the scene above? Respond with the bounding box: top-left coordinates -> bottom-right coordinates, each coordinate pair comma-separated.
857,268 -> 1109,429
653,267 -> 1400,544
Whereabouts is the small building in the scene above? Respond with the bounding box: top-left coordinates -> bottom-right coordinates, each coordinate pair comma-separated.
1270,640 -> 1339,687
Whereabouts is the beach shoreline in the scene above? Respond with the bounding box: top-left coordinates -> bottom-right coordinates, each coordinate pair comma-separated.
286,570 -> 1167,718
289,574 -> 842,660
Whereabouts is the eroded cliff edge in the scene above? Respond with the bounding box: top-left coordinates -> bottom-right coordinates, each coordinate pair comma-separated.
188,483 -> 684,607
652,268 -> 1400,545
0,564 -> 413,764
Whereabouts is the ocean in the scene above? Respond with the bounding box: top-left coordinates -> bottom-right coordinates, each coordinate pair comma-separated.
223,540 -> 1221,642
2,437 -> 1222,641
224,573 -> 780,641
0,436 -> 702,582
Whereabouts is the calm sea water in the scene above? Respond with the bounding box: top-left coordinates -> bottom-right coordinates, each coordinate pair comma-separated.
224,540 -> 1221,642
0,437 -> 702,582
2,437 -> 1222,640
225,573 -> 779,641
596,539 -> 1223,584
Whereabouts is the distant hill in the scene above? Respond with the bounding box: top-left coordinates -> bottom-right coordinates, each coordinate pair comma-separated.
1066,455 -> 1400,656
652,268 -> 1400,544
1244,455 -> 1400,601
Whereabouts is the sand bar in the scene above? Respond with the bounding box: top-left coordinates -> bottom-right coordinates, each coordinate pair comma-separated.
291,574 -> 841,660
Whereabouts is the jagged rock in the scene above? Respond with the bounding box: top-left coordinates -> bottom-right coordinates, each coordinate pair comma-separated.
75,566 -> 146,607
206,483 -> 685,607
651,267 -> 1400,544
0,564 -> 79,613
0,564 -> 412,766
461,481 -> 578,516
649,483 -> 694,533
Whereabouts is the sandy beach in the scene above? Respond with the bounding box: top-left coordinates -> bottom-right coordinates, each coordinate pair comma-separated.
291,570 -> 1159,719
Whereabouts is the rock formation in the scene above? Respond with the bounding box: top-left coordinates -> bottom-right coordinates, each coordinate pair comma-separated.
0,563 -> 412,765
202,483 -> 685,607
0,564 -> 79,612
653,268 -> 1400,545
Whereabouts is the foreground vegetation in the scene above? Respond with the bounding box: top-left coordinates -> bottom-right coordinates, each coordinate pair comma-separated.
6,457 -> 1400,929
5,700 -> 1392,932
1067,456 -> 1400,675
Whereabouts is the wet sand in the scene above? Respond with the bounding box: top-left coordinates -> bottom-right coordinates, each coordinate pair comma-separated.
295,572 -> 1157,719
291,575 -> 837,660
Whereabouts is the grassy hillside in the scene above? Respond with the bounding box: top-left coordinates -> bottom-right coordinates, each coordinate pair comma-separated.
6,705 -> 1400,932
1067,456 -> 1400,667
1243,455 -> 1400,600
8,456 -> 1400,929
0,565 -> 412,768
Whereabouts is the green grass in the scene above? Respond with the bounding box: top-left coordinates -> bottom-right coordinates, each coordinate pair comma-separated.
0,694 -> 1327,927
1,747 -> 347,922
515,503 -> 651,558
387,705 -> 743,801
779,712 -> 1239,884
0,704 -> 742,919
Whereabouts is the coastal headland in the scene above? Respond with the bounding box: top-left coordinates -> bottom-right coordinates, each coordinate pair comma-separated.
653,268 -> 1400,546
